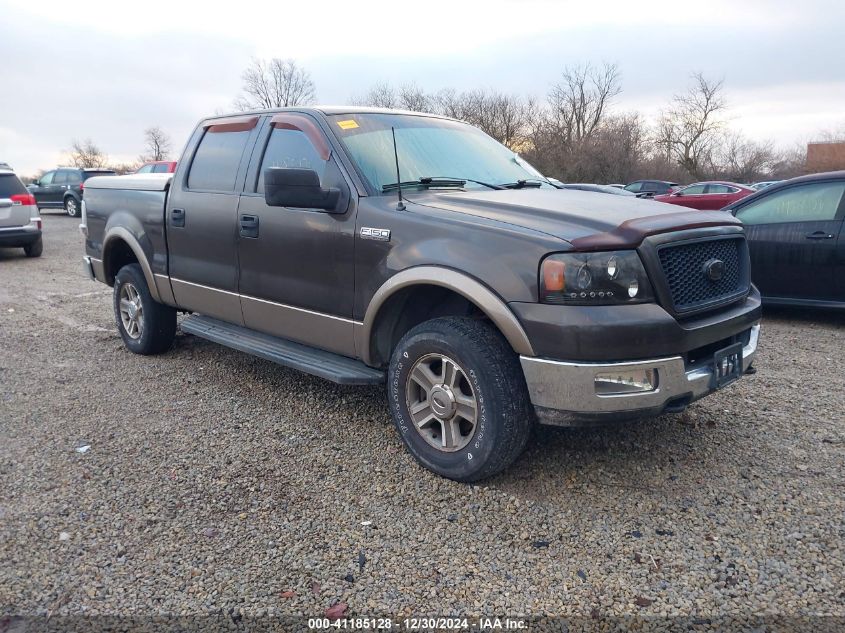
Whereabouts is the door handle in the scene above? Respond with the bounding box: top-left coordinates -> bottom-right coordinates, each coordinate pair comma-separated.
171,208 -> 185,227
239,214 -> 259,238
805,231 -> 834,240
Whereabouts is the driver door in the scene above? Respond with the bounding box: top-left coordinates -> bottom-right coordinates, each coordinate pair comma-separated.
236,113 -> 357,357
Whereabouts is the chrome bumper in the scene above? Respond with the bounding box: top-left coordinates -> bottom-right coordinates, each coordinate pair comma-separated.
520,324 -> 760,425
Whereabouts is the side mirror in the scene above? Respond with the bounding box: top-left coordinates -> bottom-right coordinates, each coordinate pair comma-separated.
264,167 -> 340,212
673,190 -> 683,196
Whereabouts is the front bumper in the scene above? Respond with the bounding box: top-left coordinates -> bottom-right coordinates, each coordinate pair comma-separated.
0,225 -> 41,247
521,323 -> 759,426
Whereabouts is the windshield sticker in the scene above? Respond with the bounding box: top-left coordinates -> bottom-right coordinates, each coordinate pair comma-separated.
336,119 -> 359,130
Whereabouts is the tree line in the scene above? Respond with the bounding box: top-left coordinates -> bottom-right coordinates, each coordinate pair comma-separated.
54,57 -> 824,184
233,58 -> 810,184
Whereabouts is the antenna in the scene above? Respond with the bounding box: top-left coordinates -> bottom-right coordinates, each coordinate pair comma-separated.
391,126 -> 406,211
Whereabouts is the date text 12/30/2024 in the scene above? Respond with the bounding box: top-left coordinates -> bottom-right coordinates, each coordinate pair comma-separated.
308,617 -> 527,630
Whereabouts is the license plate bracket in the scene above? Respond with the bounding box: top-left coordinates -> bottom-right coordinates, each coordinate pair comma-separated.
712,342 -> 743,389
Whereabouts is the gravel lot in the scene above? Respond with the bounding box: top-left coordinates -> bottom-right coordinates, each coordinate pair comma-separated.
1,215 -> 843,625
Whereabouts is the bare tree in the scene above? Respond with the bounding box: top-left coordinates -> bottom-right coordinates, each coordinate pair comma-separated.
657,72 -> 728,178
68,139 -> 109,168
717,131 -> 776,183
141,126 -> 172,162
547,62 -> 621,145
235,58 -> 316,110
353,82 -> 398,108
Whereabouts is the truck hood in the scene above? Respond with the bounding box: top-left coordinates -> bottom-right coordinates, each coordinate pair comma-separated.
408,188 -> 741,250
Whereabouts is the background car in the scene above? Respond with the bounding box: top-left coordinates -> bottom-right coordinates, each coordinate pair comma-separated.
623,180 -> 679,198
751,180 -> 781,191
135,161 -> 177,174
28,167 -> 115,217
0,165 -> 42,257
724,171 -> 845,308
557,183 -> 637,196
654,181 -> 754,210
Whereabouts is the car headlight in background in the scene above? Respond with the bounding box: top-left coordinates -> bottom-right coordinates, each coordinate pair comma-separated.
540,251 -> 654,305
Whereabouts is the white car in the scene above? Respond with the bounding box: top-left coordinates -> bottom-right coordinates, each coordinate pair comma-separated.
0,166 -> 42,257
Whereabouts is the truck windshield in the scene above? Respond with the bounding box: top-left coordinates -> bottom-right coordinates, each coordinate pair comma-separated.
328,113 -> 552,193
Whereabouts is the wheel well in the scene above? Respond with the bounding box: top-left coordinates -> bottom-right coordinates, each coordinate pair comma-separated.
369,285 -> 488,367
103,238 -> 138,286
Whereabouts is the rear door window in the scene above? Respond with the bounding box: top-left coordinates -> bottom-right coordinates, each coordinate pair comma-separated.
53,170 -> 69,185
66,170 -> 83,185
625,182 -> 642,192
0,173 -> 27,197
137,164 -> 155,174
682,184 -> 707,195
707,184 -> 734,194
188,128 -> 251,192
153,163 -> 172,173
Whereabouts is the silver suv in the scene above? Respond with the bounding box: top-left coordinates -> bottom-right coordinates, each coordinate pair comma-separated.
0,167 -> 42,257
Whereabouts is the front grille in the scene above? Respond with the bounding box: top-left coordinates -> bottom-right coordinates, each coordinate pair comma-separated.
658,237 -> 748,313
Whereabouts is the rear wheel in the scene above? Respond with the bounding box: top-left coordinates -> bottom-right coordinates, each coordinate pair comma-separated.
387,317 -> 534,482
113,263 -> 176,355
64,196 -> 79,217
24,237 -> 43,258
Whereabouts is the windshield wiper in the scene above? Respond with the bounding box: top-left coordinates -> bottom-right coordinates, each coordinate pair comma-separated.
498,179 -> 548,189
381,176 -> 504,193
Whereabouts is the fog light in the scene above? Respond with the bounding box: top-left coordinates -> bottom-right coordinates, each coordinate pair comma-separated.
595,369 -> 658,396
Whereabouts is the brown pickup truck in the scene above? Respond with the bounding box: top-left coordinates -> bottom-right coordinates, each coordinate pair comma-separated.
80,107 -> 761,481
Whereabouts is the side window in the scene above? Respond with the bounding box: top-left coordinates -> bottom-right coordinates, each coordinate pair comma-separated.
187,129 -> 251,192
736,182 -> 845,225
39,171 -> 55,186
682,184 -> 706,195
53,170 -> 69,185
255,128 -> 328,193
153,163 -> 171,173
137,164 -> 155,174
625,182 -> 641,192
707,184 -> 732,194
66,170 -> 83,185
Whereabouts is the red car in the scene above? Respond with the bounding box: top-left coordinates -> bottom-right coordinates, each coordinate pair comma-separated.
135,160 -> 177,174
654,181 -> 754,210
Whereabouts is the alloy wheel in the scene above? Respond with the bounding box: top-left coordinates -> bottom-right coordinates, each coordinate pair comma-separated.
118,283 -> 144,339
405,353 -> 478,452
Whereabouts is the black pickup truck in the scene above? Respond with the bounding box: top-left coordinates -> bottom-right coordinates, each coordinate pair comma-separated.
81,107 -> 761,481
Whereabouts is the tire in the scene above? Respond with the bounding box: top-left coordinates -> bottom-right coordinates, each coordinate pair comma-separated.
113,263 -> 176,355
387,316 -> 534,482
24,237 -> 43,258
64,196 -> 80,217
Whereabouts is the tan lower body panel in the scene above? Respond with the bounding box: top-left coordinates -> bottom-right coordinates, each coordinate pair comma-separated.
240,295 -> 356,358
170,278 -> 244,326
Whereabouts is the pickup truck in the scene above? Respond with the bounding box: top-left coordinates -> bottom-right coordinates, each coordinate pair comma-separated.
81,107 -> 761,481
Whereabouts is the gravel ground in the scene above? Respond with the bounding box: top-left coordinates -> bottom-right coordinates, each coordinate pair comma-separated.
1,215 -> 844,625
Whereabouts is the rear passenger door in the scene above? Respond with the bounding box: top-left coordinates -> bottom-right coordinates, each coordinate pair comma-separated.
235,112 -> 357,357
167,115 -> 260,325
734,180 -> 845,301
704,184 -> 736,210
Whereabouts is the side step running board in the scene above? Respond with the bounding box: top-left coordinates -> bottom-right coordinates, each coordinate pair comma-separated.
180,315 -> 385,385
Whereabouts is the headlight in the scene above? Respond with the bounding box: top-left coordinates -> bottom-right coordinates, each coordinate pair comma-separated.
540,251 -> 654,305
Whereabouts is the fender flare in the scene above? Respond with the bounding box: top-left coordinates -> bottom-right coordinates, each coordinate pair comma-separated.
102,227 -> 161,302
359,266 -> 535,365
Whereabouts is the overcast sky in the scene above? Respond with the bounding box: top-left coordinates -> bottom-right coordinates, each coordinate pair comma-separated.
1,0 -> 843,175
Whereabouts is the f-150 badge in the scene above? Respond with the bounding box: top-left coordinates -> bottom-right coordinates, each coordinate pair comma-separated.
360,227 -> 391,242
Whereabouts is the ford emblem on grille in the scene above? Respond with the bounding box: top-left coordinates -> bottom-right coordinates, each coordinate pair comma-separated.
704,258 -> 725,282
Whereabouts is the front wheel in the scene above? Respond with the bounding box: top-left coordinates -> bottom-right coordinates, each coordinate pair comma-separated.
387,317 -> 534,482
113,263 -> 176,355
64,196 -> 80,217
